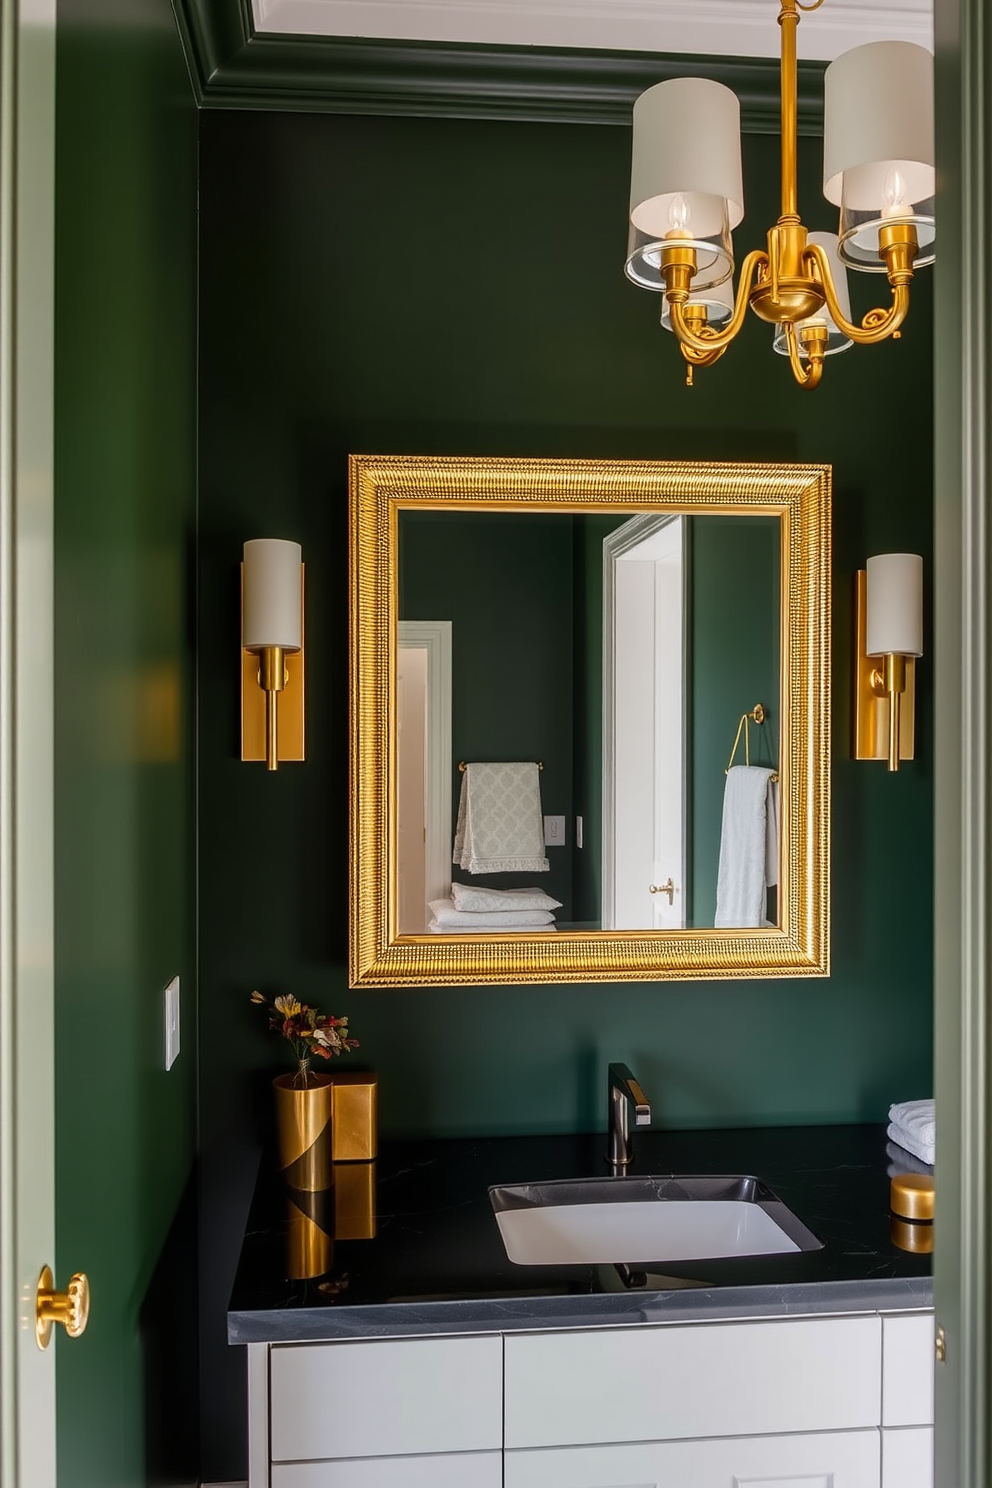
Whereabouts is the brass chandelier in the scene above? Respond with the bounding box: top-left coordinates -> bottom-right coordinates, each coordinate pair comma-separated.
625,0 -> 935,388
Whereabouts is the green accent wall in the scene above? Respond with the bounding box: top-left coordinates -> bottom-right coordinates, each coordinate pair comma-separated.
54,5 -> 198,1485
196,109 -> 933,1477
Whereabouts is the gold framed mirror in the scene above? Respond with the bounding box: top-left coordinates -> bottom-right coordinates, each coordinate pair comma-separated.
349,455 -> 829,987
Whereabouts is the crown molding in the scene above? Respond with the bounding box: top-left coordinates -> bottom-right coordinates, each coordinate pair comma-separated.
252,0 -> 932,63
176,0 -> 828,128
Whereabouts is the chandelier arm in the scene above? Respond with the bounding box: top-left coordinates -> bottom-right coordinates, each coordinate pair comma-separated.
667,250 -> 767,355
805,243 -> 912,344
782,322 -> 824,389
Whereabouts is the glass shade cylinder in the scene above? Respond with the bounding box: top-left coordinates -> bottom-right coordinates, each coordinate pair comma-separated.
661,272 -> 734,332
773,232 -> 853,357
243,538 -> 303,651
866,553 -> 923,657
823,41 -> 935,271
625,77 -> 743,292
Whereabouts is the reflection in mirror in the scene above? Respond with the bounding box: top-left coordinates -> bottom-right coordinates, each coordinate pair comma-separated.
397,509 -> 780,935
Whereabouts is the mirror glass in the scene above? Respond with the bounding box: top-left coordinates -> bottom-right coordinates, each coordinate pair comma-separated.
397,509 -> 781,935
349,455 -> 829,989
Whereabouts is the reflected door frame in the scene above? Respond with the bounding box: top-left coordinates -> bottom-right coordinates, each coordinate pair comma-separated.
602,515 -> 687,930
397,621 -> 452,931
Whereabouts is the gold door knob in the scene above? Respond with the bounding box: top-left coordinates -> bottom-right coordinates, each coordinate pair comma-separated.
36,1265 -> 90,1350
649,878 -> 675,904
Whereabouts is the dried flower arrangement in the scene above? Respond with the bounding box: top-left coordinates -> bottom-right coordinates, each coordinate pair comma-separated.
250,990 -> 358,1086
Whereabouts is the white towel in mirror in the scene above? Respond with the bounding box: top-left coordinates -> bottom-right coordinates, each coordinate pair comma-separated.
453,762 -> 550,875
715,765 -> 778,928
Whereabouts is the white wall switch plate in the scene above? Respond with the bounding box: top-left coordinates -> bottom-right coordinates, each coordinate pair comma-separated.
576,815 -> 583,849
544,815 -> 566,847
165,975 -> 180,1070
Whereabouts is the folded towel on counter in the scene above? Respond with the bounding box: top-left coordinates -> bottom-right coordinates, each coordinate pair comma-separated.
886,1140 -> 934,1178
453,762 -> 549,875
714,765 -> 778,928
428,919 -> 558,934
887,1099 -> 935,1166
450,883 -> 562,914
428,899 -> 555,929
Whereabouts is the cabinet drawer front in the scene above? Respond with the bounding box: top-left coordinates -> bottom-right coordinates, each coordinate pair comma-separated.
505,1429 -> 881,1488
881,1427 -> 933,1488
270,1335 -> 502,1461
272,1449 -> 503,1487
881,1313 -> 934,1425
504,1316 -> 881,1448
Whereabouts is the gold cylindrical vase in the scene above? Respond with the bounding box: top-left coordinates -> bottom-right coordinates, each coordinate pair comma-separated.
273,1071 -> 334,1191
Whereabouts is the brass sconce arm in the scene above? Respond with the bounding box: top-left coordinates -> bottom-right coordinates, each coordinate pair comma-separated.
806,243 -> 912,344
665,249 -> 768,357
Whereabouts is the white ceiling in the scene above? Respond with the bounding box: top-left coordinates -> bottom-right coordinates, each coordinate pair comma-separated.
251,0 -> 933,62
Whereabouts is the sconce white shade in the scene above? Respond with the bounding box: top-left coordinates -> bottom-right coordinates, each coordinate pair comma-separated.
243,538 -> 302,652
773,231 -> 853,357
866,552 -> 923,657
823,42 -> 935,269
625,77 -> 743,292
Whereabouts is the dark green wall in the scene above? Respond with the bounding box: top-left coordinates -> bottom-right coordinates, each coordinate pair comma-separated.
54,5 -> 198,1485
197,108 -> 933,1477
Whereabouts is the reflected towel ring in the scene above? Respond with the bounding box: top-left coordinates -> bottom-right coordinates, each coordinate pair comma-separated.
458,760 -> 543,772
726,704 -> 778,782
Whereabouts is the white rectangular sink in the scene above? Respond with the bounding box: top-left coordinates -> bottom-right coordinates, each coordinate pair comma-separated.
489,1175 -> 822,1267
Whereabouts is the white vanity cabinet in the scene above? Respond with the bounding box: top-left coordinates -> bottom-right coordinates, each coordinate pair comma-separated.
248,1309 -> 934,1488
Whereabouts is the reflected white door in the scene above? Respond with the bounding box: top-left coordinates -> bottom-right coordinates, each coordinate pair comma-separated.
397,622 -> 452,934
603,517 -> 685,930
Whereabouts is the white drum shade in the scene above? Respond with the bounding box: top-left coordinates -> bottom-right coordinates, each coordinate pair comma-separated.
823,42 -> 934,208
866,553 -> 923,657
243,538 -> 303,651
630,78 -> 744,235
773,232 -> 852,357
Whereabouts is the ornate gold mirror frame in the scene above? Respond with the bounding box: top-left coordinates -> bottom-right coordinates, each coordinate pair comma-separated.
349,454 -> 830,987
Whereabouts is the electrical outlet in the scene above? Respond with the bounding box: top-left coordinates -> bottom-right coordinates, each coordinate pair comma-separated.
544,815 -> 566,847
165,975 -> 180,1070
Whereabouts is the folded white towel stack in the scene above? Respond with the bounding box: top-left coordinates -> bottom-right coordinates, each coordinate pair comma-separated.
450,883 -> 561,914
428,898 -> 555,932
715,766 -> 778,928
885,1140 -> 933,1179
887,1098 -> 935,1167
453,762 -> 549,875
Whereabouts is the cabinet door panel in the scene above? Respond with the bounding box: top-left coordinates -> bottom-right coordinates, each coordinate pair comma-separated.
272,1450 -> 503,1487
270,1335 -> 502,1461
504,1429 -> 881,1488
881,1313 -> 934,1426
881,1427 -> 933,1488
504,1316 -> 881,1448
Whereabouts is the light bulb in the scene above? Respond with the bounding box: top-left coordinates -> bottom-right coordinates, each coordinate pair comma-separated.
666,192 -> 691,237
882,166 -> 907,219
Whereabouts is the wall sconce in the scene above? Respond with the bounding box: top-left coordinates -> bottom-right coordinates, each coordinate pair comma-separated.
853,553 -> 923,773
241,538 -> 305,772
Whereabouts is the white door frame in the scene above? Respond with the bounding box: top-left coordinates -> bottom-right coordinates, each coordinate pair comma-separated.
0,1 -> 57,1484
602,515 -> 686,930
397,621 -> 453,918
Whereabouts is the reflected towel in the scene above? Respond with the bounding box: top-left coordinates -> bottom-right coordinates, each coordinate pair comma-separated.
428,919 -> 558,934
453,762 -> 549,875
450,883 -> 561,913
886,1139 -> 934,1178
428,899 -> 555,929
714,765 -> 778,928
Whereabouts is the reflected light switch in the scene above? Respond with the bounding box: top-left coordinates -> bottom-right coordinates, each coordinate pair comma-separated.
544,815 -> 566,847
165,975 -> 180,1070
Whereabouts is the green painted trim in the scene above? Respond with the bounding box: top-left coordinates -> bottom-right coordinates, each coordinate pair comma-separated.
933,0 -> 992,1484
176,0 -> 826,130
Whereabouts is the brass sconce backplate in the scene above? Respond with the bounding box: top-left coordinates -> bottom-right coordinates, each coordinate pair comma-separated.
240,566 -> 306,764
853,569 -> 915,763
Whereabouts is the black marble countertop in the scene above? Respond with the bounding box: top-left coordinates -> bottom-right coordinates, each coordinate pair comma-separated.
227,1122 -> 932,1345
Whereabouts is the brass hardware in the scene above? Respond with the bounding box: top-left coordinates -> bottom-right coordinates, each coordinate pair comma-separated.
890,1171 -> 935,1222
241,565 -> 306,770
459,759 -> 543,771
936,1325 -> 947,1363
889,1215 -> 934,1254
36,1266 -> 90,1350
650,878 -> 675,904
727,703 -> 779,781
658,0 -> 923,388
852,570 -> 915,768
